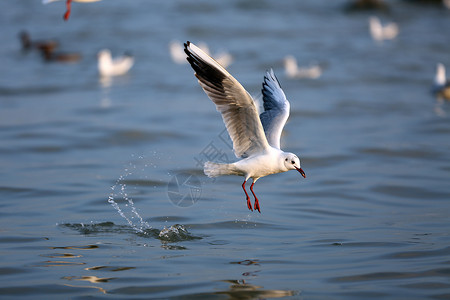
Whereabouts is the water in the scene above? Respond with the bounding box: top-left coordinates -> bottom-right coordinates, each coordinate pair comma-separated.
1,0 -> 450,299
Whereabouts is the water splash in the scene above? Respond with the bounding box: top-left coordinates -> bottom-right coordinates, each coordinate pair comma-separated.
106,155 -> 202,243
108,156 -> 152,234
159,224 -> 201,242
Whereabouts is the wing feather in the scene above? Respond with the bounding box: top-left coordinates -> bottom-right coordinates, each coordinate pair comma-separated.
259,69 -> 290,149
185,41 -> 270,158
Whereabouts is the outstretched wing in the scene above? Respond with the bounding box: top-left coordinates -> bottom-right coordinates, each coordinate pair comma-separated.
185,41 -> 270,158
259,69 -> 290,149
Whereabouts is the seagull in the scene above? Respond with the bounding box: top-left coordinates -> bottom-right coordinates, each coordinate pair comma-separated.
369,16 -> 399,41
97,49 -> 134,77
283,55 -> 322,79
43,0 -> 101,21
184,41 -> 306,213
433,63 -> 450,101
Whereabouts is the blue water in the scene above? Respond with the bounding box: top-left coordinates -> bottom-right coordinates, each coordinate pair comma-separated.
1,0 -> 450,299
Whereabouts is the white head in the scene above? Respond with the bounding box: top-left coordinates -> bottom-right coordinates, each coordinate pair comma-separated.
98,49 -> 112,61
435,63 -> 446,86
283,152 -> 306,178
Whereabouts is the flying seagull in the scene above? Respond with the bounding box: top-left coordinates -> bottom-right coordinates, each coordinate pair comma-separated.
184,41 -> 306,213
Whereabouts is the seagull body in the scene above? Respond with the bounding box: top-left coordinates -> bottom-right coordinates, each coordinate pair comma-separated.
98,49 -> 134,77
284,55 -> 322,79
184,41 -> 305,213
433,63 -> 450,100
369,16 -> 399,41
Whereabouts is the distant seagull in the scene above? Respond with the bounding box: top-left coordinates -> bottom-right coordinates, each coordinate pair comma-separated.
170,40 -> 233,68
433,63 -> 450,101
19,31 -> 59,52
97,49 -> 134,77
40,46 -> 81,63
369,16 -> 399,41
283,55 -> 322,79
184,41 -> 306,213
43,0 -> 102,21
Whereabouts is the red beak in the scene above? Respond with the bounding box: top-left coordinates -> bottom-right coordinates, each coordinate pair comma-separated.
295,166 -> 306,178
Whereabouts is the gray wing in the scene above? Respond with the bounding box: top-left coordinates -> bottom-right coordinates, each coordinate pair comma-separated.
184,41 -> 270,158
259,69 -> 290,149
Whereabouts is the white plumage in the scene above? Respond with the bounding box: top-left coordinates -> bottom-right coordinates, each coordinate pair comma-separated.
97,49 -> 134,77
369,16 -> 399,41
284,55 -> 322,79
433,63 -> 450,101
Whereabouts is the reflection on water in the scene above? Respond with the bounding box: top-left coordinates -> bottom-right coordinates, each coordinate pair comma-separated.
202,280 -> 297,300
63,283 -> 107,294
62,275 -> 115,283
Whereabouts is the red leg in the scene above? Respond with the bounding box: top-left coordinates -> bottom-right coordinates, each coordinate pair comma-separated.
64,0 -> 72,21
250,182 -> 261,213
242,180 -> 252,211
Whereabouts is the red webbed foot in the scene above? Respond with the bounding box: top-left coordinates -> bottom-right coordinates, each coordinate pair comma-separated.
250,181 -> 261,213
242,180 -> 253,211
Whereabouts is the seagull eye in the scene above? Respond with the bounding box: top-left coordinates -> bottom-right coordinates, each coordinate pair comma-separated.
285,158 -> 288,162
291,161 -> 295,164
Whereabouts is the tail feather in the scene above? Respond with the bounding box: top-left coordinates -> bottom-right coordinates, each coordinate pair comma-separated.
204,161 -> 240,178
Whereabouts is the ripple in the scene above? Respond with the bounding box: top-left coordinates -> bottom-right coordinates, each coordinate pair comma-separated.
384,246 -> 450,259
189,220 -> 278,230
357,147 -> 443,160
0,267 -> 27,276
0,85 -> 63,96
331,267 -> 450,283
371,184 -> 450,200
85,266 -> 136,272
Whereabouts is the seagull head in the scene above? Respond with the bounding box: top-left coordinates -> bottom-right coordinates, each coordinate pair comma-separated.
283,153 -> 306,178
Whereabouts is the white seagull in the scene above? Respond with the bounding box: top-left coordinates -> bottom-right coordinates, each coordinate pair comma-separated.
369,16 -> 399,42
433,63 -> 450,101
283,55 -> 322,79
97,49 -> 134,77
184,41 -> 306,213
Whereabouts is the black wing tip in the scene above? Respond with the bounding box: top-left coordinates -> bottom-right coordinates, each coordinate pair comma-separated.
183,41 -> 226,84
184,41 -> 198,67
183,41 -> 191,59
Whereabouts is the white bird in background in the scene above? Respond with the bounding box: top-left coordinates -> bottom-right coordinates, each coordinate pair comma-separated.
97,49 -> 134,77
170,40 -> 233,68
369,16 -> 399,42
184,41 -> 306,213
433,63 -> 450,101
43,0 -> 102,21
283,55 -> 322,79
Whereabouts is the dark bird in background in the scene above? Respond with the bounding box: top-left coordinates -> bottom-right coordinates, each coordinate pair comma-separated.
19,31 -> 59,52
